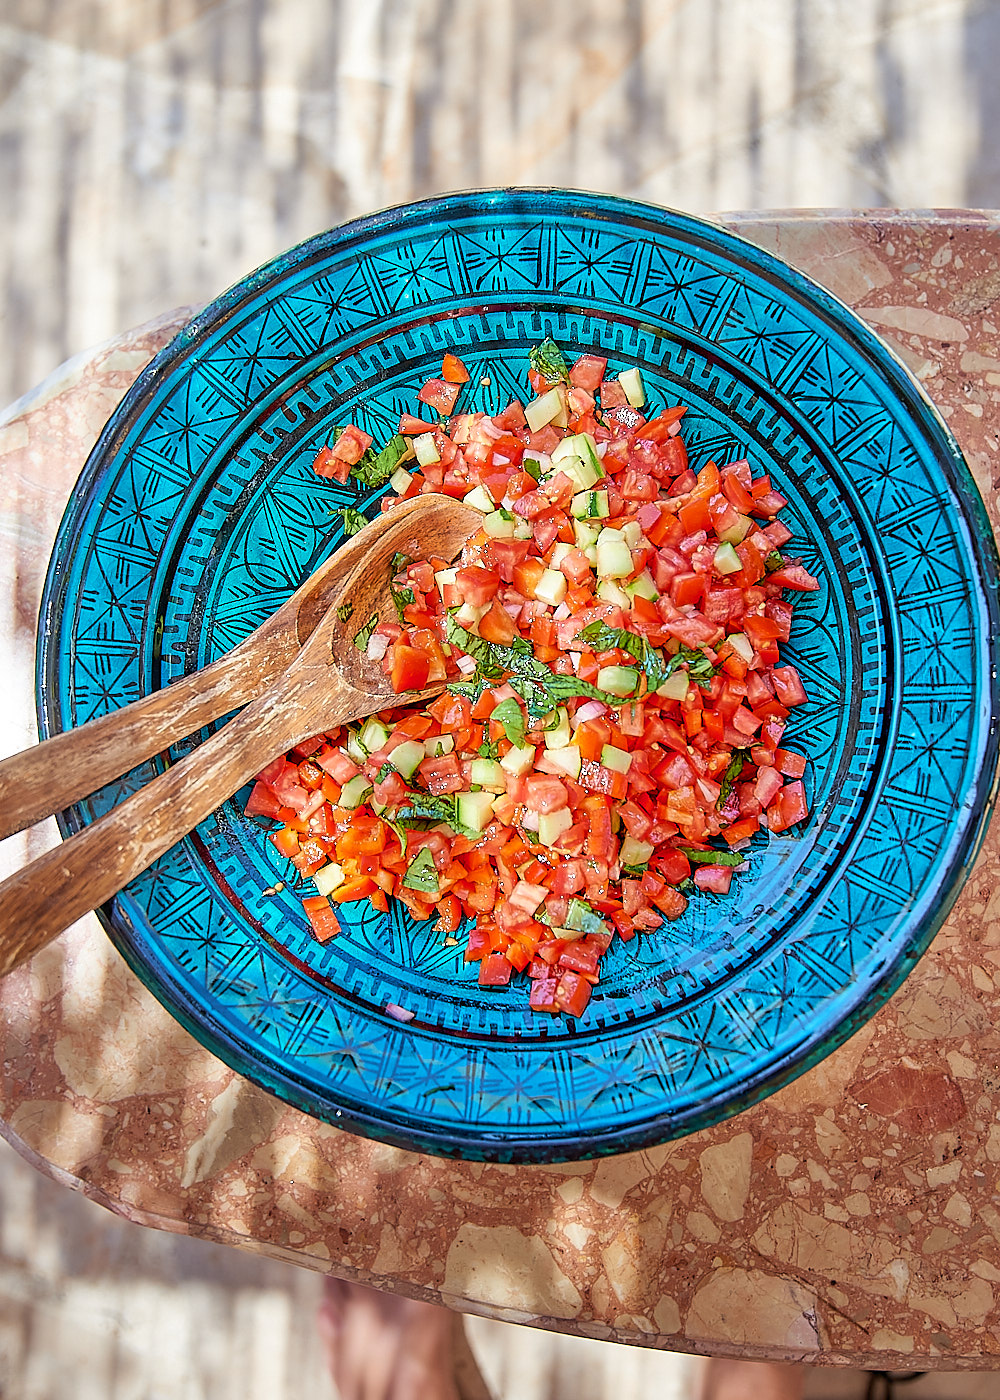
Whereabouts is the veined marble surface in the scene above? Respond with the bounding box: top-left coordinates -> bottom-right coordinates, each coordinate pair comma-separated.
2,212 -> 1000,1374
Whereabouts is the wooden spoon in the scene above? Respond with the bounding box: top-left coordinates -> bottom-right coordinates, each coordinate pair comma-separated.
0,494 -> 479,978
0,494 -> 440,841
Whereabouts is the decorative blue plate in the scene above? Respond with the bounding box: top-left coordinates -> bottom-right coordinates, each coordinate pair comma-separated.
38,190 -> 1000,1162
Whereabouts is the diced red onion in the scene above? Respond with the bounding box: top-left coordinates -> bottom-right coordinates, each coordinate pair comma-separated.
456,654 -> 478,674
574,700 -> 608,724
385,1003 -> 415,1023
367,634 -> 390,661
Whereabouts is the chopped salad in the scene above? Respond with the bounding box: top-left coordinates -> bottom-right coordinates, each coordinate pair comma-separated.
246,339 -> 818,1021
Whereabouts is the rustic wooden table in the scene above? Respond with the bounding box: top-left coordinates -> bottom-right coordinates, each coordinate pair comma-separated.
2,210 -> 1000,1372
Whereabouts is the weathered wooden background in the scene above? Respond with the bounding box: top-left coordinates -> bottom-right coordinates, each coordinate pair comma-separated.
2,1 -> 999,1396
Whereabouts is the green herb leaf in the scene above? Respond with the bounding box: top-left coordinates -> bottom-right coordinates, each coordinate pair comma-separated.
717,751 -> 746,808
349,432 -> 410,489
337,601 -> 354,623
529,337 -> 570,385
389,550 -> 415,623
401,846 -> 440,895
374,762 -> 395,783
521,456 -> 542,481
579,620 -> 644,663
490,697 -> 526,748
764,550 -> 785,573
478,739 -> 501,759
390,792 -> 480,838
679,847 -> 746,867
336,506 -> 369,537
619,863 -> 649,879
353,613 -> 378,651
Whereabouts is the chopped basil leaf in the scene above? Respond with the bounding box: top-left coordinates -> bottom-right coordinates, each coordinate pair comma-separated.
349,432 -> 410,488
390,793 -> 480,839
579,622 -> 717,693
374,762 -> 395,783
717,751 -> 746,808
764,550 -> 785,573
337,601 -> 354,623
353,613 -> 378,651
679,847 -> 746,867
478,739 -> 501,759
389,550 -> 415,623
490,697 -> 526,748
337,506 -> 369,536
528,337 -> 570,385
522,456 -> 542,481
619,864 -> 648,879
401,846 -> 440,895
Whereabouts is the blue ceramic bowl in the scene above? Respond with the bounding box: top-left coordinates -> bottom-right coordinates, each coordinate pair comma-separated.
38,190 -> 1000,1162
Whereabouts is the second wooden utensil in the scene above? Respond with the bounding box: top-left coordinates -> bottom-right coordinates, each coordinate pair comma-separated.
0,494 -> 478,977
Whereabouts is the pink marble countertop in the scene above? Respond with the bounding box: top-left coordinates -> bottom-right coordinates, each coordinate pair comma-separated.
3,211 -> 1000,1371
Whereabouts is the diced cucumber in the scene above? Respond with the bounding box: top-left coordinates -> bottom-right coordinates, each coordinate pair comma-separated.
360,718 -> 390,752
434,567 -> 458,590
555,454 -> 603,491
596,537 -> 634,578
543,708 -> 571,749
534,568 -> 568,606
571,490 -> 610,520
538,807 -> 574,846
584,545 -> 599,567
656,670 -> 690,700
463,484 -> 495,514
339,774 -> 373,809
549,542 -> 572,568
484,509 -> 516,538
596,525 -> 624,544
600,744 -> 632,774
543,745 -> 582,779
346,732 -> 367,766
513,518 -> 534,540
573,519 -> 601,551
470,758 -> 506,791
597,665 -> 638,697
727,631 -> 754,663
389,465 -> 413,495
413,432 -> 441,466
389,740 -> 426,779
524,387 -> 566,432
714,542 -> 742,575
570,431 -> 604,474
718,513 -> 753,546
622,520 -> 644,549
424,732 -> 456,757
454,601 -> 485,628
624,569 -> 658,602
618,366 -> 645,407
596,578 -> 632,609
313,862 -> 346,897
500,743 -> 536,776
565,897 -> 610,935
456,790 -> 496,833
620,836 -> 655,868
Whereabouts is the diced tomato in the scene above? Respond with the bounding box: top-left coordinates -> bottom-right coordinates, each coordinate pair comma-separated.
442,352 -> 470,383
418,378 -> 462,414
390,643 -> 431,694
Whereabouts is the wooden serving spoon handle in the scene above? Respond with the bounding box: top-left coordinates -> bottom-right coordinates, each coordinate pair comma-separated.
0,642 -> 290,842
0,666 -> 363,978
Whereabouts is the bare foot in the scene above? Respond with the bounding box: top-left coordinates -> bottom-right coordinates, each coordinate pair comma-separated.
700,1357 -> 805,1400
317,1276 -> 461,1400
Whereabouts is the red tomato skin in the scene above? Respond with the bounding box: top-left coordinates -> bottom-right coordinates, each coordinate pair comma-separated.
418,378 -> 462,414
390,643 -> 431,694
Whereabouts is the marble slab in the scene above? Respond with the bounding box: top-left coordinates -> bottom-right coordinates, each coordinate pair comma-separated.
2,213 -> 1000,1371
